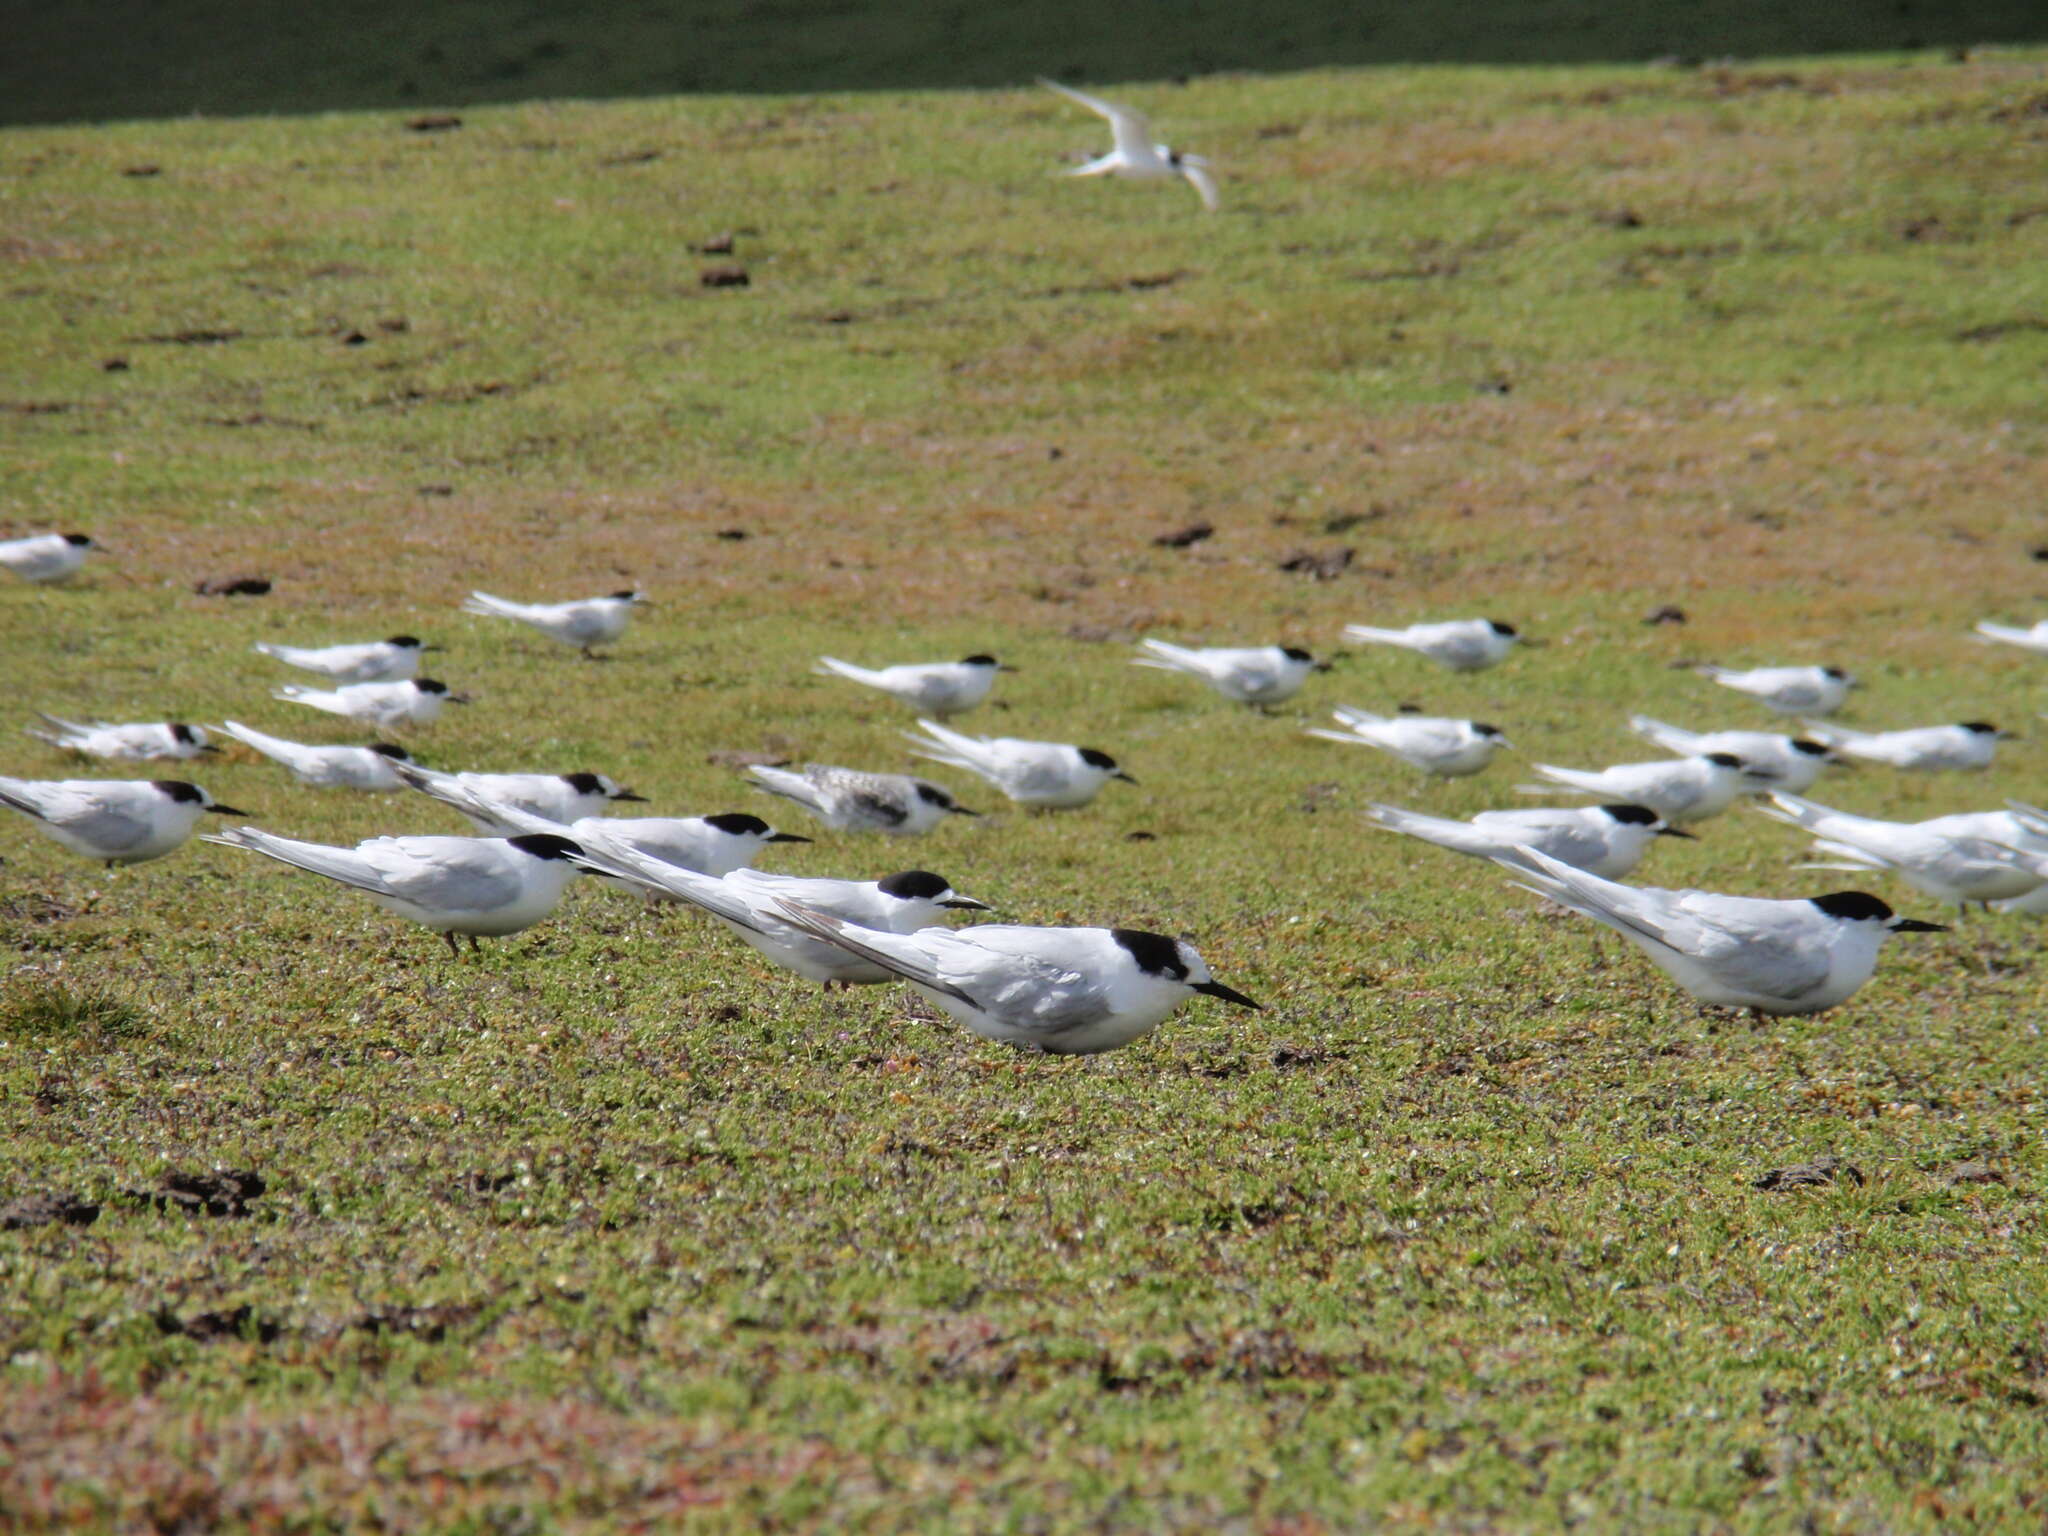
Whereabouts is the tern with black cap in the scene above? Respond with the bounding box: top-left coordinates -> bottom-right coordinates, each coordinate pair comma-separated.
0,777 -> 248,866
1309,709 -> 1510,778
1133,640 -> 1319,707
27,716 -> 217,762
906,719 -> 1134,809
1369,802 -> 1691,880
394,762 -> 645,833
275,677 -> 468,729
205,826 -> 588,957
0,532 -> 99,583
254,635 -> 436,684
747,763 -> 979,835
1523,751 -> 1774,824
1495,845 -> 1946,1018
814,654 -> 1012,717
220,722 -> 415,792
771,903 -> 1260,1054
1342,618 -> 1523,673
462,589 -> 648,657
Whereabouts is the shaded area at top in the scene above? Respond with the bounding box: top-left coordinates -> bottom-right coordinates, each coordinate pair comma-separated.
7,0 -> 2044,126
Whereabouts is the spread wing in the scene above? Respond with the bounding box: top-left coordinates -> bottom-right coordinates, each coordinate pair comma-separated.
1040,78 -> 1151,158
1180,159 -> 1220,211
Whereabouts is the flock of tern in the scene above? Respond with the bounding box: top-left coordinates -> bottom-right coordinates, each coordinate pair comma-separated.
3,529 -> 2043,1048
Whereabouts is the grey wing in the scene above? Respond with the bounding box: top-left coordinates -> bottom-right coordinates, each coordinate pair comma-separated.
1674,897 -> 1835,1000
996,750 -> 1074,797
52,793 -> 156,852
958,951 -> 1116,1034
365,841 -> 523,909
1042,79 -> 1151,157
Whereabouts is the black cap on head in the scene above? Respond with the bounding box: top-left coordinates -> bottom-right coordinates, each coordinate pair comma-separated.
170,724 -> 198,744
1810,891 -> 1895,922
1282,646 -> 1314,662
1602,804 -> 1661,826
561,772 -> 608,795
1078,748 -> 1120,771
415,679 -> 449,694
63,533 -> 94,547
1473,722 -> 1505,738
878,870 -> 952,901
1705,751 -> 1745,768
1822,666 -> 1850,681
508,832 -> 583,862
609,589 -> 639,601
369,743 -> 412,760
386,635 -> 424,648
705,812 -> 773,837
152,780 -> 205,804
961,654 -> 999,666
1111,928 -> 1189,982
1961,721 -> 1998,734
1488,620 -> 1518,636
1791,739 -> 1829,756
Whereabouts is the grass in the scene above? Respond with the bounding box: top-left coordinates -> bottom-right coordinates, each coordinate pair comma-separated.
5,50 -> 2048,1530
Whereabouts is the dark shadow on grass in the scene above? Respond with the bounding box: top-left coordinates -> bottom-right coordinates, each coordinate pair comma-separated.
6,0 -> 2045,126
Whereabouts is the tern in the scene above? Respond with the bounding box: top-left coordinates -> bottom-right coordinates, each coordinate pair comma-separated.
1524,751 -> 1774,824
461,590 -> 647,657
0,532 -> 98,583
0,777 -> 247,866
1757,792 -> 2048,910
1369,802 -> 1690,880
27,716 -> 216,762
205,827 -> 586,956
1039,79 -> 1219,212
906,719 -> 1134,809
1798,721 -> 2005,772
253,635 -> 432,684
774,900 -> 1260,1053
1342,619 -> 1521,673
1973,620 -> 2048,655
1307,709 -> 1509,778
274,678 -> 466,729
1699,664 -> 1854,717
1498,846 -> 1946,1018
405,776 -> 808,882
394,762 -> 645,832
814,654 -> 1010,717
575,838 -> 988,987
1627,716 -> 1835,793
219,721 -> 414,791
1133,641 -> 1317,707
747,763 -> 979,835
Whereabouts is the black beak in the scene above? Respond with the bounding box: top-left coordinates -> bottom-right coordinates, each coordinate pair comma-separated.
612,790 -> 649,803
941,897 -> 992,910
1891,918 -> 1949,933
205,803 -> 252,816
998,664 -> 1021,673
946,804 -> 982,817
1113,771 -> 1139,784
199,743 -> 223,755
1311,661 -> 1335,672
447,692 -> 474,705
768,832 -> 812,843
422,643 -> 446,653
1655,826 -> 1698,839
1194,979 -> 1262,1011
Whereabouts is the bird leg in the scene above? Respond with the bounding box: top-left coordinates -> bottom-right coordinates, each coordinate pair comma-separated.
443,931 -> 461,960
468,934 -> 483,957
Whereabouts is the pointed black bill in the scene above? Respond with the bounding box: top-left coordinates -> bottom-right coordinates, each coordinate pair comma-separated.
768,832 -> 812,843
1113,771 -> 1139,784
1655,826 -> 1698,839
940,897 -> 992,911
205,803 -> 252,816
612,790 -> 649,803
1890,917 -> 1949,933
1193,979 -> 1261,1011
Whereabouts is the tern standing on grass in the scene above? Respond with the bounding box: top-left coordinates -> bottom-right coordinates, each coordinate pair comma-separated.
813,655 -> 1010,717
773,901 -> 1260,1053
0,778 -> 247,866
462,590 -> 648,657
1342,619 -> 1522,673
907,720 -> 1134,809
1497,845 -> 1946,1018
0,532 -> 98,583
